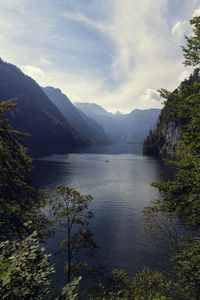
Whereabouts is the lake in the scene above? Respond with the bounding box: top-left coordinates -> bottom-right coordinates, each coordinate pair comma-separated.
32,144 -> 173,287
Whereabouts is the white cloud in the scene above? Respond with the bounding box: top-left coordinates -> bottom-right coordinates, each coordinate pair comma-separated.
39,69 -> 104,106
61,12 -> 106,32
136,89 -> 162,110
61,0 -> 179,112
143,89 -> 161,102
45,0 -> 195,112
172,21 -> 189,38
23,65 -> 45,79
0,0 -> 199,113
94,60 -> 185,112
178,70 -> 190,82
68,94 -> 81,102
105,0 -> 170,81
193,6 -> 200,17
171,5 -> 200,41
40,57 -> 52,65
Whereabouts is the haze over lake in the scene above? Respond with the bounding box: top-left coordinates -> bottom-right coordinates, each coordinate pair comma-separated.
33,144 -> 173,286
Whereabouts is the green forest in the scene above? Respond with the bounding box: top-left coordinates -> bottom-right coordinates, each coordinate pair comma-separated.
1,15 -> 200,300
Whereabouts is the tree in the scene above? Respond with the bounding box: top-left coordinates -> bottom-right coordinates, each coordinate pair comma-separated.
143,69 -> 200,227
51,186 -> 99,283
144,205 -> 182,253
182,16 -> 200,66
93,268 -> 176,300
55,276 -> 81,300
143,14 -> 200,300
170,240 -> 200,300
0,99 -> 49,240
0,231 -> 54,299
152,144 -> 200,227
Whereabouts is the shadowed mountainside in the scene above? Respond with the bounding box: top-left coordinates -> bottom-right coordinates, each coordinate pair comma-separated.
0,58 -> 89,156
43,86 -> 111,145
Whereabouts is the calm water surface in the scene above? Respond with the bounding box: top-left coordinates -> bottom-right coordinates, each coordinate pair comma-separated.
32,145 -> 173,286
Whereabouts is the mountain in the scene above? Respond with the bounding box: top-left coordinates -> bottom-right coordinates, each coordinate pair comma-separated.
74,102 -> 160,144
74,102 -> 111,116
0,58 -> 89,156
42,87 -> 111,144
121,109 -> 161,143
143,69 -> 200,156
74,102 -> 128,142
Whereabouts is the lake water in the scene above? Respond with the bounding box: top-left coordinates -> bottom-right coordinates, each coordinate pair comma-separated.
32,144 -> 173,286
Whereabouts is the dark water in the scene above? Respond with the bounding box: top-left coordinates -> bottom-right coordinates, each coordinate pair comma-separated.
32,144 -> 173,286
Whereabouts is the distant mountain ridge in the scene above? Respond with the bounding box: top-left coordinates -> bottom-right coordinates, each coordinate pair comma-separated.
121,109 -> 161,143
43,87 -> 111,145
0,57 -> 160,156
74,102 -> 111,116
0,58 -> 89,156
74,102 -> 160,144
74,102 -> 128,142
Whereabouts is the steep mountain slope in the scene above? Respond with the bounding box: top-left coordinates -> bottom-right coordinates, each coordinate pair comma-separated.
74,102 -> 160,144
143,69 -> 200,156
43,87 -> 111,144
0,59 -> 89,156
74,102 -> 128,142
121,109 -> 161,143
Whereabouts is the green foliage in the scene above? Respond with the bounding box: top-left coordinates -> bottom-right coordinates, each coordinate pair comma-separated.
0,231 -> 54,299
0,100 -> 50,240
92,268 -> 175,300
182,16 -> 200,66
152,144 -> 200,226
143,128 -> 165,155
143,14 -> 200,300
144,14 -> 200,156
149,77 -> 200,224
55,276 -> 82,300
143,69 -> 200,156
144,69 -> 200,226
131,268 -> 175,299
170,240 -> 200,299
51,186 -> 99,283
144,205 -> 182,252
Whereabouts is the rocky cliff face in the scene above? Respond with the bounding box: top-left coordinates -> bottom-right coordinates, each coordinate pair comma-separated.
143,115 -> 183,157
143,69 -> 200,156
160,121 -> 181,155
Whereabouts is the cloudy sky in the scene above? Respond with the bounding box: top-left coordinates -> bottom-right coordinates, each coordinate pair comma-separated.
0,0 -> 199,113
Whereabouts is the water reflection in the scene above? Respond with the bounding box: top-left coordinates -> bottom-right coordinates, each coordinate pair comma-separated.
32,145 -> 173,286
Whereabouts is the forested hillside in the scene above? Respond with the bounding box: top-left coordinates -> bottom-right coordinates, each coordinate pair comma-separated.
0,59 -> 90,156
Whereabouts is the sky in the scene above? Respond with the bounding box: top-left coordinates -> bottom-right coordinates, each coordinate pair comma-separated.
0,0 -> 200,113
